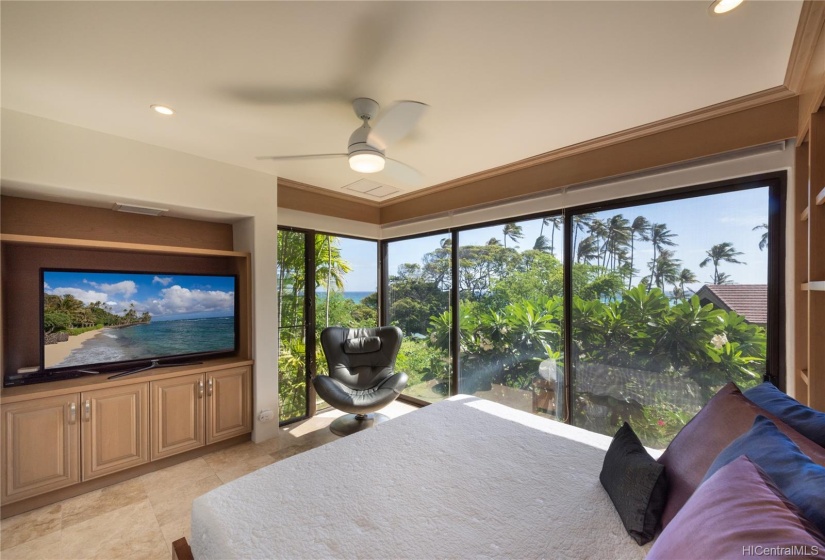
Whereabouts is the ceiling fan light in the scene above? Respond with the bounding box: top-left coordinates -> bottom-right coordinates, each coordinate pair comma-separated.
709,0 -> 744,14
349,152 -> 385,173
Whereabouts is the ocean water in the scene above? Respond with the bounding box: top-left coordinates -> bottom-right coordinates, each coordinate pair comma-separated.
53,317 -> 235,368
315,291 -> 375,303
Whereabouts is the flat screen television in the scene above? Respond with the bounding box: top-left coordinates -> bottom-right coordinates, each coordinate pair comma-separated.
22,269 -> 238,386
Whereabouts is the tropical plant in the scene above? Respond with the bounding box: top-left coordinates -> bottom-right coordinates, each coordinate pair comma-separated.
700,242 -> 746,284
502,223 -> 524,248
627,216 -> 651,288
753,223 -> 769,251
647,223 -> 678,289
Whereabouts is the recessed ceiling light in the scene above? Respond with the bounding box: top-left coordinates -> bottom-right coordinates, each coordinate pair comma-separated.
150,104 -> 175,116
709,0 -> 744,15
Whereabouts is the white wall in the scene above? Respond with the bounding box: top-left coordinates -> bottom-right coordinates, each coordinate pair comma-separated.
1,109 -> 281,442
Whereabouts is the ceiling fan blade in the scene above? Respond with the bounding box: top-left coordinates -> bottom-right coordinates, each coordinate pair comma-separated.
368,101 -> 428,151
384,157 -> 424,185
256,154 -> 347,161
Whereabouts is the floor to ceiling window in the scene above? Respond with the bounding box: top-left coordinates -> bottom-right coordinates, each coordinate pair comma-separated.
568,181 -> 778,447
377,172 -> 784,448
457,216 -> 565,417
277,229 -> 308,423
384,233 -> 452,403
277,228 -> 378,424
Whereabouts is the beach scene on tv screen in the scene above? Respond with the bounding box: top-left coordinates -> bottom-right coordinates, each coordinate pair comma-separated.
43,271 -> 236,369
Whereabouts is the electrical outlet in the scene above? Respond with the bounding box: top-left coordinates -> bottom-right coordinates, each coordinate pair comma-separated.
258,409 -> 275,422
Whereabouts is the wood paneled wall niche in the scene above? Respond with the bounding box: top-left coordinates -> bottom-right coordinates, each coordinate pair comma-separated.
1,196 -> 234,251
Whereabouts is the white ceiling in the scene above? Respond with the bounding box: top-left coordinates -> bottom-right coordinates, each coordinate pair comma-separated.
0,1 -> 803,202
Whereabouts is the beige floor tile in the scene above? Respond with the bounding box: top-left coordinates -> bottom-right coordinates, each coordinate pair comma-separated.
201,440 -> 271,471
159,511 -> 191,554
60,477 -> 147,530
0,530 -> 62,560
59,500 -> 167,560
0,503 -> 62,551
213,452 -> 278,484
138,456 -> 214,493
147,473 -> 222,527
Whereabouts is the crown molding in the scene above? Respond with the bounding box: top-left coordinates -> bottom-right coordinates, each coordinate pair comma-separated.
277,177 -> 381,224
785,0 -> 825,94
380,87 -> 795,210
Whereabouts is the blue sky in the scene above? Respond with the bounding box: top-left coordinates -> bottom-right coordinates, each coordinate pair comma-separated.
44,272 -> 235,320
338,186 -> 770,292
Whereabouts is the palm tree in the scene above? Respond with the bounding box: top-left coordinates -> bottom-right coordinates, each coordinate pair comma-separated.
753,223 -> 769,251
700,242 -> 746,284
502,223 -> 524,248
315,235 -> 352,327
572,213 -> 594,254
601,214 -> 630,271
486,237 -> 501,246
647,223 -> 677,289
628,216 -> 651,288
676,268 -> 699,300
539,216 -> 563,255
649,249 -> 681,290
576,235 -> 600,264
533,235 -> 551,252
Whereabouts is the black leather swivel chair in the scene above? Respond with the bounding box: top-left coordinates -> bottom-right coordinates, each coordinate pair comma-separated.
314,326 -> 408,436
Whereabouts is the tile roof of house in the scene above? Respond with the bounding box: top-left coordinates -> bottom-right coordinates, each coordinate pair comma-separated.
695,284 -> 767,324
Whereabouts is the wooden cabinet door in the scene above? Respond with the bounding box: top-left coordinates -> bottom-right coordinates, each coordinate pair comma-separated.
81,384 -> 149,480
1,395 -> 80,503
151,373 -> 205,460
206,366 -> 252,444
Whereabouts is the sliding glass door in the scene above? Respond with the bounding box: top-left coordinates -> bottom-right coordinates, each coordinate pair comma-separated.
277,228 -> 379,424
568,183 -> 776,447
457,217 -> 565,417
384,233 -> 452,403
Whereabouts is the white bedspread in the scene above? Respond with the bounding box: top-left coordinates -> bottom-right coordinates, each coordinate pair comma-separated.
191,395 -> 652,559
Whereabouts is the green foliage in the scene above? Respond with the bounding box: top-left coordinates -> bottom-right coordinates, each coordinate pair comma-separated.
43,294 -> 146,333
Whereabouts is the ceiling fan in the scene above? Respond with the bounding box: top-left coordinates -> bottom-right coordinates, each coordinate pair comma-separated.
257,98 -> 427,183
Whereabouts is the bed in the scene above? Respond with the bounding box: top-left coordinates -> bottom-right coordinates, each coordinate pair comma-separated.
189,395 -> 655,559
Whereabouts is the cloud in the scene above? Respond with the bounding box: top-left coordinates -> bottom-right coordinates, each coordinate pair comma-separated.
84,279 -> 138,298
153,276 -> 173,286
144,285 -> 234,316
44,282 -> 51,290
50,287 -> 109,305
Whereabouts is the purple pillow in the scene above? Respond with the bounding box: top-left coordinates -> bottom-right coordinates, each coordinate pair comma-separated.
657,383 -> 825,528
648,456 -> 825,560
703,415 -> 825,536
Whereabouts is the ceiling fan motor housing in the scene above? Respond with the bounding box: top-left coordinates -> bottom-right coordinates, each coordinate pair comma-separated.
348,124 -> 384,158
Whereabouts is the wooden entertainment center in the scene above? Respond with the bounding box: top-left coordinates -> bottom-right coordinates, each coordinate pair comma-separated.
0,197 -> 254,518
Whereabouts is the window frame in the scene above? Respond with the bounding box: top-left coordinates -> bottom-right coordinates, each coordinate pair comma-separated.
277,227 -> 380,425
379,171 -> 786,415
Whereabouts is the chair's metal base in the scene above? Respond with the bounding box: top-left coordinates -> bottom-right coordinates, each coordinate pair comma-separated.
329,412 -> 389,436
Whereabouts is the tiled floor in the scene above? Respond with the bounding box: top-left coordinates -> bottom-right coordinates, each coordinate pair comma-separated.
0,401 -> 417,560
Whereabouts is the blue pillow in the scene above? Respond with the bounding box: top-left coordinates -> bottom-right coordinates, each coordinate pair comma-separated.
744,382 -> 825,448
704,415 -> 825,536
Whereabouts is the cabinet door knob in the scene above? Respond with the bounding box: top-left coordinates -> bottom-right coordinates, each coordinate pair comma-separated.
68,402 -> 77,424
207,378 -> 214,397
84,399 -> 91,421
198,379 -> 204,399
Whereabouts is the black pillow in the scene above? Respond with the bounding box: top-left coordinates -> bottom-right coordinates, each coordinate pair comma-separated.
600,422 -> 668,545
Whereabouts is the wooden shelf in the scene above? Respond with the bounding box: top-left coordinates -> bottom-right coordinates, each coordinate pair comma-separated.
0,234 -> 248,258
817,186 -> 825,206
801,206 -> 809,221
802,281 -> 825,291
